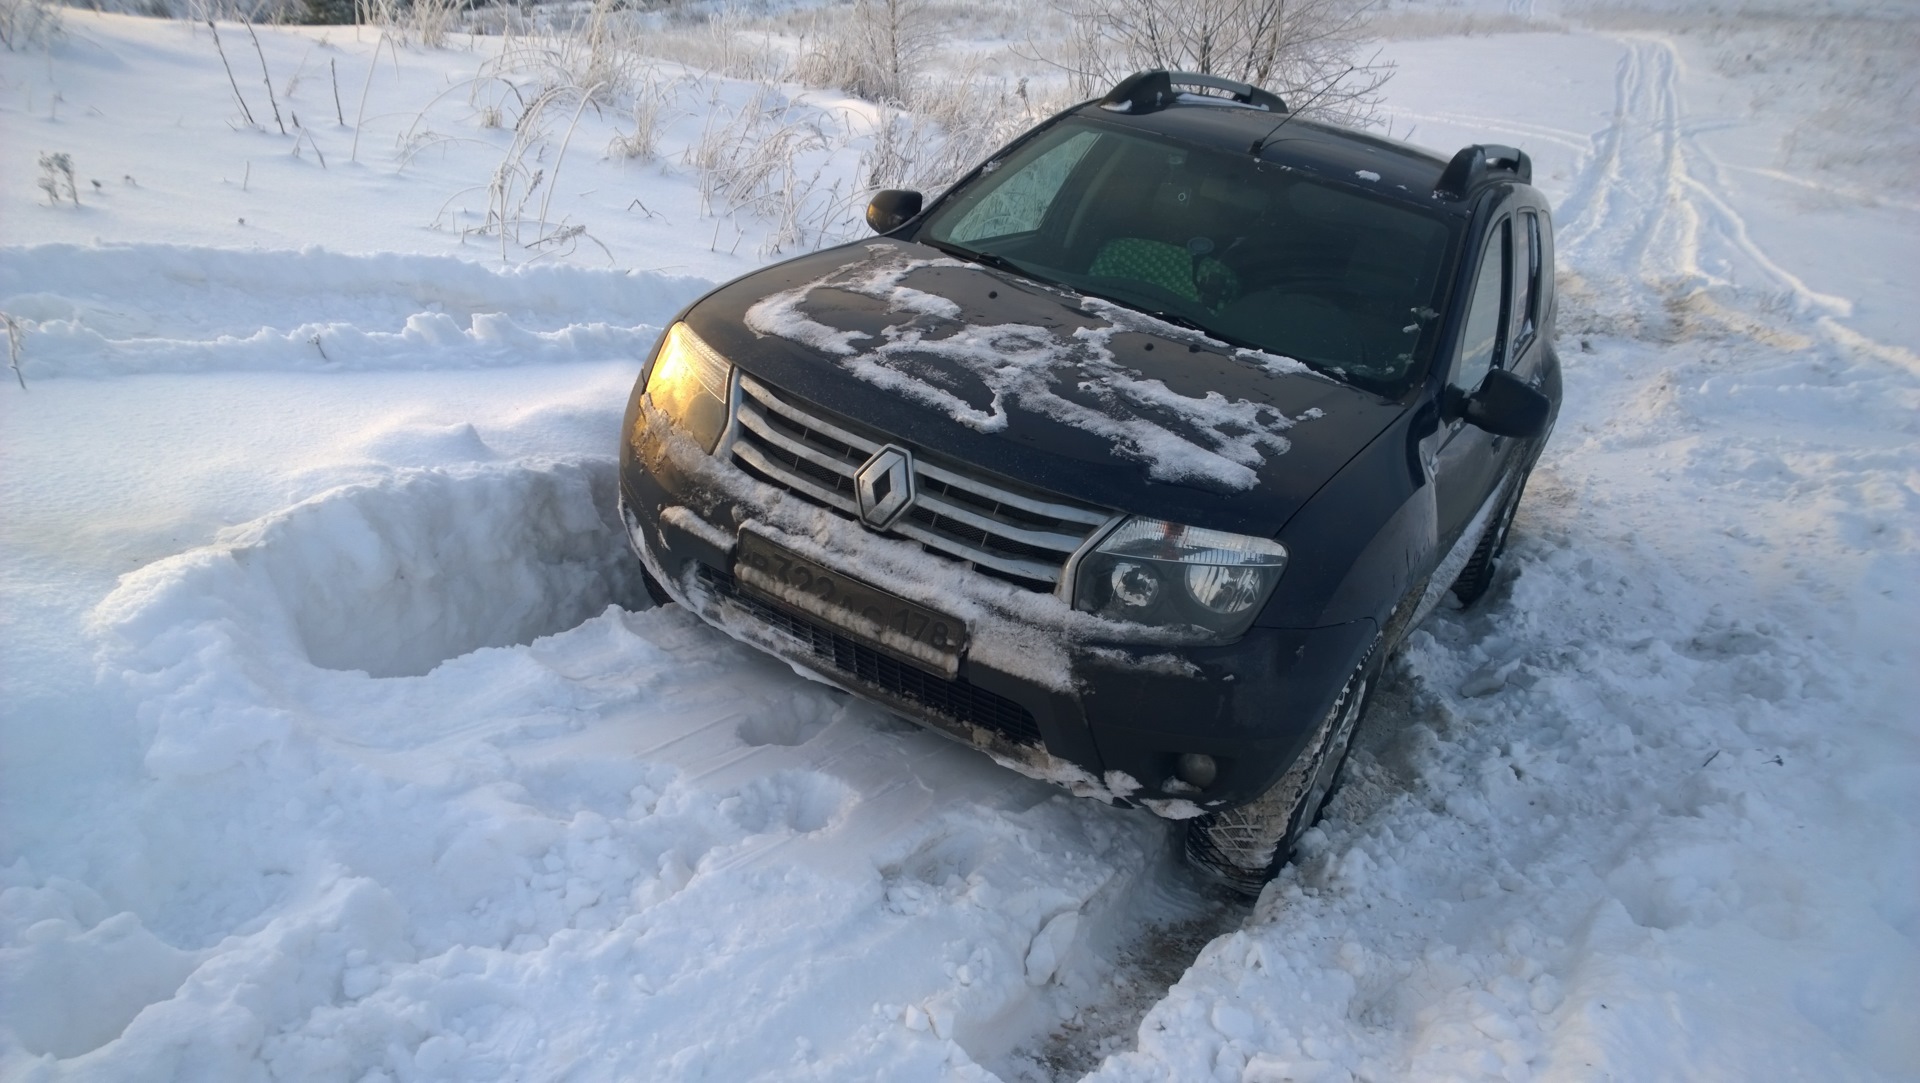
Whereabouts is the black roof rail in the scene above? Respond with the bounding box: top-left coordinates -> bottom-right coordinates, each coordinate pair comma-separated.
1099,70 -> 1288,116
1434,144 -> 1532,199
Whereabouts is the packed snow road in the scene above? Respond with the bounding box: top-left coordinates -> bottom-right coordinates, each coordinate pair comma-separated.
3,10 -> 1916,1081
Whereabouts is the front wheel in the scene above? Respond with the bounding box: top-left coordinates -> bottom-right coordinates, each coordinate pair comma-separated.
1185,650 -> 1376,897
1451,469 -> 1530,606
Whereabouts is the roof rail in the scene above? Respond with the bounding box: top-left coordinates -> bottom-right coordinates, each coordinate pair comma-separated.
1434,144 -> 1532,199
1099,70 -> 1287,116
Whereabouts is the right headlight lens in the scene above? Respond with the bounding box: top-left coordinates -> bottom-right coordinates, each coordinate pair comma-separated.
1075,517 -> 1288,639
645,322 -> 732,452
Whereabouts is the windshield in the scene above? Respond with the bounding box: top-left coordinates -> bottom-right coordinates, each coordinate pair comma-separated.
918,117 -> 1458,394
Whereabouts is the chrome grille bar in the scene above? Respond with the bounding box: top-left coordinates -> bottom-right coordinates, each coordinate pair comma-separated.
893,519 -> 1066,582
910,489 -> 1088,552
731,438 -> 859,516
740,373 -> 879,460
913,459 -> 1111,528
732,373 -> 1114,589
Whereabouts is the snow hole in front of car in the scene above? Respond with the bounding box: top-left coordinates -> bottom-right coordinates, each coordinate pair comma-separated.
293,461 -> 648,678
99,460 -> 648,681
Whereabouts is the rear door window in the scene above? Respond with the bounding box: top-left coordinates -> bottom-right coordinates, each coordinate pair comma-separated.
1511,211 -> 1541,349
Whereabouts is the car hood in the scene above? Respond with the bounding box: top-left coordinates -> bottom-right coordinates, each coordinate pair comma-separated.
686,238 -> 1407,537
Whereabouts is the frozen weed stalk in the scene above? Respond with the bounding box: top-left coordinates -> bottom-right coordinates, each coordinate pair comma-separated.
608,70 -> 671,163
2,312 -> 24,390
430,75 -> 616,265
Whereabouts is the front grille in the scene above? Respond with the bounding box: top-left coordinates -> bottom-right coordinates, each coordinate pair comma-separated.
730,373 -> 1112,590
700,566 -> 1042,745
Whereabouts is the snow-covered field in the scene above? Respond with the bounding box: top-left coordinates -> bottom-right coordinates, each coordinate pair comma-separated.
3,4 -> 1916,1080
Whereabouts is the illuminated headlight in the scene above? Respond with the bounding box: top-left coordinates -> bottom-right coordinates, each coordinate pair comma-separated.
1074,518 -> 1288,639
645,322 -> 732,452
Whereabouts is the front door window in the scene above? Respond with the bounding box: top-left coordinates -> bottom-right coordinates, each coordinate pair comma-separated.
1451,220 -> 1511,396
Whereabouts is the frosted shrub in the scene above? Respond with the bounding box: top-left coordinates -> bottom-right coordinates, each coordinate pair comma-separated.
608,74 -> 672,163
37,151 -> 79,205
681,82 -> 857,257
0,0 -> 62,50
555,0 -> 649,106
361,0 -> 462,49
689,85 -> 822,213
858,67 -> 1070,195
794,0 -> 931,105
645,10 -> 787,84
1044,0 -> 1391,124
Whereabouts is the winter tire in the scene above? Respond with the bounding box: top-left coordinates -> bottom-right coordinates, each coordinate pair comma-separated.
1185,646 -> 1377,897
1450,470 -> 1528,606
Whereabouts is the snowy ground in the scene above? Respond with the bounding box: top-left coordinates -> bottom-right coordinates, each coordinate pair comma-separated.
2,5 -> 1916,1081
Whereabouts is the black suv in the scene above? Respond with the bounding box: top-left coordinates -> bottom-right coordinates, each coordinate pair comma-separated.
618,71 -> 1559,893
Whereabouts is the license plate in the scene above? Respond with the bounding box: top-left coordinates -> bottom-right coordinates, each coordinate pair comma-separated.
734,530 -> 968,677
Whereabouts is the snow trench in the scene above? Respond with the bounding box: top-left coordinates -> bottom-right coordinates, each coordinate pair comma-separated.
59,459 -> 1221,1082
94,458 -> 647,683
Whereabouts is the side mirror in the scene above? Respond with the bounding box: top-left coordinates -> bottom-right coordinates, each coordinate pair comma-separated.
1462,368 -> 1551,439
866,189 -> 923,234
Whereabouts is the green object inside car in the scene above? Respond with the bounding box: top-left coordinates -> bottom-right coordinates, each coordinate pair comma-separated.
1089,237 -> 1239,310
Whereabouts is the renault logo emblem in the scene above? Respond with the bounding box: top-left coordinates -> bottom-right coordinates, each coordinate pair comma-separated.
854,445 -> 915,529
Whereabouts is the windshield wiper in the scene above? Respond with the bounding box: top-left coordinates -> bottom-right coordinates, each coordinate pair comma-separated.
1077,288 -> 1354,382
922,239 -> 1040,280
1136,306 -> 1215,337
1077,289 -> 1248,347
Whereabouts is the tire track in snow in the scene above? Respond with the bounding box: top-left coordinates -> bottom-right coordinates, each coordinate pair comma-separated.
1385,111 -> 1594,156
1554,37 -> 1853,336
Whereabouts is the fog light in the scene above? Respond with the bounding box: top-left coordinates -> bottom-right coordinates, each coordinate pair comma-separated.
1175,752 -> 1218,790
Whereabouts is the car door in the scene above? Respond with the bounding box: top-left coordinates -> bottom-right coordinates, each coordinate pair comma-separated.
1505,208 -> 1548,392
1430,215 -> 1514,562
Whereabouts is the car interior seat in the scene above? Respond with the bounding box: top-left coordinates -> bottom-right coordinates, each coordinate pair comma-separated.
1085,164 -> 1244,311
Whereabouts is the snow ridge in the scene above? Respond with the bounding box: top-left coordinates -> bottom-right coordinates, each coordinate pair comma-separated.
0,245 -> 711,379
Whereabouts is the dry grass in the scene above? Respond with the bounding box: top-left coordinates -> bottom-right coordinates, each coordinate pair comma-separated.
0,0 -> 61,50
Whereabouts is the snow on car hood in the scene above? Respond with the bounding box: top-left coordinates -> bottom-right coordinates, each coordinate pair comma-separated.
690,240 -> 1406,535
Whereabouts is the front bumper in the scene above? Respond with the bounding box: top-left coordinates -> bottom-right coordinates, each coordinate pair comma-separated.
618,433 -> 1376,814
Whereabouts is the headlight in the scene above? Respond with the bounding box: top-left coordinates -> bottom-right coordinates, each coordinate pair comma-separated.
645,322 -> 732,452
1074,518 -> 1287,639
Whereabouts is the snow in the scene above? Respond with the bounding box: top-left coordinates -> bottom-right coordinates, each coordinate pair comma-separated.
744,250 -> 1301,490
2,244 -> 709,377
4,5 -> 1917,1082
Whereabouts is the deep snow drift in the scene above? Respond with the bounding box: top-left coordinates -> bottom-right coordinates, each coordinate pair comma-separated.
3,5 -> 1916,1081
